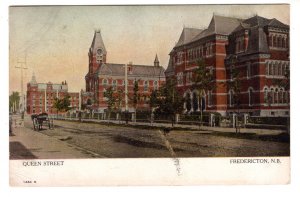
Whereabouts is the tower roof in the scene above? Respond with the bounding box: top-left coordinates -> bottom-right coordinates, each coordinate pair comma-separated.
154,54 -> 159,63
30,72 -> 37,84
90,29 -> 107,54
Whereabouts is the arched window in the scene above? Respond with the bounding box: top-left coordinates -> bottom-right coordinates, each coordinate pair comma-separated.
264,87 -> 268,104
282,63 -> 286,76
208,91 -> 212,107
102,79 -> 108,86
185,92 -> 191,111
270,88 -> 274,104
154,81 -> 158,90
229,90 -> 234,107
192,92 -> 199,111
279,88 -> 284,104
269,35 -> 273,47
284,63 -> 290,76
274,62 -> 278,76
248,88 -> 254,106
270,62 -> 274,75
144,81 -> 148,92
278,62 -> 282,76
285,91 -> 289,104
274,35 -> 277,47
246,62 -> 251,78
275,88 -> 279,104
266,62 -> 269,75
277,36 -> 281,48
112,80 -> 117,90
112,80 -> 117,86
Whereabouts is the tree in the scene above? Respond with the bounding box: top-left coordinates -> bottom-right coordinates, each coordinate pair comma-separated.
227,66 -> 242,133
154,78 -> 184,126
103,86 -> 116,120
192,59 -> 215,128
128,79 -> 140,121
53,94 -> 71,116
272,66 -> 290,133
115,89 -> 124,112
9,92 -> 20,113
149,89 -> 159,109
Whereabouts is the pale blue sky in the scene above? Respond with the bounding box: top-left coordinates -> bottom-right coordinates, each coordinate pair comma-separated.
9,5 -> 289,93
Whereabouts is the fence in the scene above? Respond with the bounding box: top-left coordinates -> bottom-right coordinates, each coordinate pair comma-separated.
54,111 -> 289,130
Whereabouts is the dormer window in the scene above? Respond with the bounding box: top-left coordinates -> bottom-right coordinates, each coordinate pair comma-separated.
235,36 -> 244,53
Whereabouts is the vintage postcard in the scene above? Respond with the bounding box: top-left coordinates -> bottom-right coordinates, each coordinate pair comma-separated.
9,4 -> 290,186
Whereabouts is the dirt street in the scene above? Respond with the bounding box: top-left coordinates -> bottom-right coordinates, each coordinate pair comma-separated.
19,118 -> 289,158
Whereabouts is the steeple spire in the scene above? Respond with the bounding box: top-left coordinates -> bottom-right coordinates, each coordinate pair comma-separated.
90,29 -> 107,54
30,72 -> 37,84
154,54 -> 159,67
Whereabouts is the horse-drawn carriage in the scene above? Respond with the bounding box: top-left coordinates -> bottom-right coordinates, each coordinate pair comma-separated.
31,113 -> 54,131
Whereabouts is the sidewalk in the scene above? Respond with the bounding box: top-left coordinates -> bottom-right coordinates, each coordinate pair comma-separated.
9,125 -> 90,159
62,117 -> 287,136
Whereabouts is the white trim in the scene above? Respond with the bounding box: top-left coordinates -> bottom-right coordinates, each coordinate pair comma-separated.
215,53 -> 226,56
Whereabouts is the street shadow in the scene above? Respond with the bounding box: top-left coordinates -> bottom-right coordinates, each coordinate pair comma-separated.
9,142 -> 37,159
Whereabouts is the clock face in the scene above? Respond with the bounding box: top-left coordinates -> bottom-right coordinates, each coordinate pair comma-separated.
97,48 -> 102,55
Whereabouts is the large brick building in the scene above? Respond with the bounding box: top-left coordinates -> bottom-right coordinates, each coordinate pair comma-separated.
165,15 -> 289,117
83,30 -> 165,113
26,74 -> 79,114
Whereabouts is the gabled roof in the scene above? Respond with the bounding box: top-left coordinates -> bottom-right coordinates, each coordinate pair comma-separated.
209,15 -> 242,35
243,15 -> 271,27
96,63 -> 165,78
268,18 -> 289,29
175,28 -> 203,47
90,30 -> 107,54
242,15 -> 289,29
189,15 -> 241,43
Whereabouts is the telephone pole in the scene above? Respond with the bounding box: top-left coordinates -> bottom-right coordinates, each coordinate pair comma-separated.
15,52 -> 28,113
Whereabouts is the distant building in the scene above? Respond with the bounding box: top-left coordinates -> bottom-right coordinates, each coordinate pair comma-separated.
83,30 -> 165,112
26,74 -> 79,114
165,14 -> 289,117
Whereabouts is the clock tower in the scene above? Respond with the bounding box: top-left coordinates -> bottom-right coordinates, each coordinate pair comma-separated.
88,29 -> 107,74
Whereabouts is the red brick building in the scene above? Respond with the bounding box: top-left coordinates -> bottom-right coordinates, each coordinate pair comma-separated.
83,30 -> 165,113
165,15 -> 289,117
26,74 -> 80,114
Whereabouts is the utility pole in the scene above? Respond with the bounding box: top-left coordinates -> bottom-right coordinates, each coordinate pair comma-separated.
15,52 -> 28,114
124,63 -> 129,124
125,63 -> 128,112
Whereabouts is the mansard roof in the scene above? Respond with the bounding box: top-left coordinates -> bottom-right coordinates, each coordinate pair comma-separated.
230,16 -> 289,55
246,26 -> 270,54
90,30 -> 107,54
243,15 -> 271,27
96,63 -> 165,78
234,15 -> 289,32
